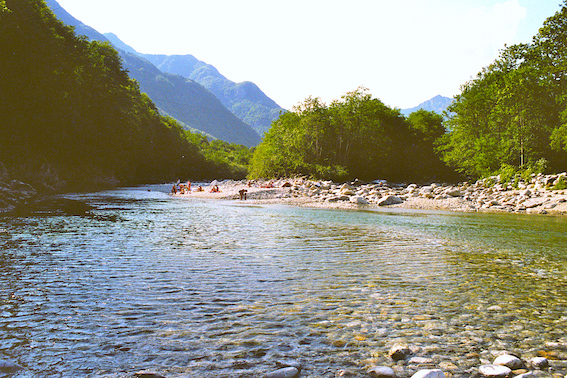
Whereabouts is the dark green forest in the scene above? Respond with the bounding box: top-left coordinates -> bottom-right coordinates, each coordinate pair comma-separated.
0,0 -> 244,192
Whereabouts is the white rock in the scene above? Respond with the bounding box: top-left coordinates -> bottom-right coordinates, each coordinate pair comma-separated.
368,366 -> 397,378
378,195 -> 403,206
410,369 -> 445,378
350,196 -> 369,205
493,354 -> 523,370
479,364 -> 512,378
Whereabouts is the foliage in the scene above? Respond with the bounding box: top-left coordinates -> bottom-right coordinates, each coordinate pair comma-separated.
551,175 -> 567,190
439,1 -> 567,179
185,133 -> 252,179
0,0 -> 233,190
249,87 -> 457,182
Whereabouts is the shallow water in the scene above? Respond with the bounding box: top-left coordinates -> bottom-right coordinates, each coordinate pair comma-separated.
1,185 -> 566,377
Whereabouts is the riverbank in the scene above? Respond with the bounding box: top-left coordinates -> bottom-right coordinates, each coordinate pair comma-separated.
173,173 -> 567,215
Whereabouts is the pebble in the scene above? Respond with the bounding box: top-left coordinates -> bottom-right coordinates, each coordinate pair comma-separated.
389,344 -> 411,361
530,357 -> 549,369
0,360 -> 24,373
368,366 -> 397,378
479,364 -> 512,378
133,371 -> 165,378
493,354 -> 523,370
410,369 -> 446,378
265,366 -> 300,378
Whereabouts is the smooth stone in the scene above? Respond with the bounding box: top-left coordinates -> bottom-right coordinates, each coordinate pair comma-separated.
479,364 -> 512,378
0,360 -> 24,372
408,357 -> 435,365
514,373 -> 536,378
350,196 -> 369,205
134,372 -> 165,378
368,366 -> 397,378
410,369 -> 445,378
389,344 -> 411,361
530,357 -> 549,370
265,366 -> 300,378
494,354 -> 523,370
378,195 -> 403,206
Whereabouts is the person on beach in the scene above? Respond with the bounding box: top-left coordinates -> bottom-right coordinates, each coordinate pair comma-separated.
197,186 -> 204,192
239,189 -> 247,200
187,181 -> 191,192
171,184 -> 177,194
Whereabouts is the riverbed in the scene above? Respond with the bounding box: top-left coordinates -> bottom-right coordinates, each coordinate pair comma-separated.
1,185 -> 566,377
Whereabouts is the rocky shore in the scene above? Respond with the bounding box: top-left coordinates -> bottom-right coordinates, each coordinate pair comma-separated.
177,173 -> 567,215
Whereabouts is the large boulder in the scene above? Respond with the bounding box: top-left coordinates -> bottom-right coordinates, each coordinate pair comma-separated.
378,195 -> 403,206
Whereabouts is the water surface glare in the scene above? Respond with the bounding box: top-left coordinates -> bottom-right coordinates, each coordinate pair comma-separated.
1,186 -> 566,377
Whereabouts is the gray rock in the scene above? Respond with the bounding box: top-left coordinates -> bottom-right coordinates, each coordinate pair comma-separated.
493,354 -> 523,370
368,366 -> 396,378
410,369 -> 445,378
351,196 -> 369,205
265,366 -> 300,378
479,364 -> 512,378
0,360 -> 24,373
389,344 -> 411,361
530,357 -> 549,370
378,195 -> 403,206
523,198 -> 547,208
133,372 -> 165,378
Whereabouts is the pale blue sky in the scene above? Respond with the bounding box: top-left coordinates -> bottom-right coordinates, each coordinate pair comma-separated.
55,0 -> 562,110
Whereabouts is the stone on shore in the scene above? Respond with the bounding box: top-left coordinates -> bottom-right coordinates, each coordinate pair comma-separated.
410,369 -> 445,378
368,366 -> 397,378
479,364 -> 512,378
378,195 -> 403,206
493,354 -> 523,370
351,196 -> 369,205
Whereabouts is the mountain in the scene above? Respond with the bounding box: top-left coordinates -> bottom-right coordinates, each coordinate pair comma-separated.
401,95 -> 454,116
138,52 -> 285,135
45,0 -> 261,147
103,32 -> 284,136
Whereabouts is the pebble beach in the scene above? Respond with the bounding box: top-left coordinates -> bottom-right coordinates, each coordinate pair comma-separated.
173,173 -> 567,215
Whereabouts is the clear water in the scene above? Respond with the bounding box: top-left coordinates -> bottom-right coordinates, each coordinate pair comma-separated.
1,185 -> 566,377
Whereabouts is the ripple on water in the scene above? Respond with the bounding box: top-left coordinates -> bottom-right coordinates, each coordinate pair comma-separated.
0,189 -> 566,377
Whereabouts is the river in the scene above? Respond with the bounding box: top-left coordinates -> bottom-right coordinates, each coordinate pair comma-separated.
1,185 -> 566,377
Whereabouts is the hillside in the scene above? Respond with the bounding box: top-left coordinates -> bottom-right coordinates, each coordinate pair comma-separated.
45,0 -> 261,147
0,0 -> 212,191
138,52 -> 285,135
401,95 -> 454,116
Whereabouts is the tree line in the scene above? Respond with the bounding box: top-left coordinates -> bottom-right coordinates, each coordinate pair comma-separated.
249,2 -> 567,183
0,0 -> 244,191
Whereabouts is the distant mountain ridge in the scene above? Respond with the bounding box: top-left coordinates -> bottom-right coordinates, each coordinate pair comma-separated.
102,33 -> 285,136
45,0 -> 261,147
401,95 -> 454,116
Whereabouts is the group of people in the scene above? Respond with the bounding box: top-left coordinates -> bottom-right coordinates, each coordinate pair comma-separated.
170,180 -> 218,194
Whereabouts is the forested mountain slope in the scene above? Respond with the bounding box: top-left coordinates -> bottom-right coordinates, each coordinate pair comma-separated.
0,0 -> 213,190
139,52 -> 285,135
46,0 -> 261,147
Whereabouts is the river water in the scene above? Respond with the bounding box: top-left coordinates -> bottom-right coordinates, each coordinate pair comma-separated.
1,185 -> 566,377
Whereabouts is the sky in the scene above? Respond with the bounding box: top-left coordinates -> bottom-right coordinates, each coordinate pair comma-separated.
54,0 -> 563,110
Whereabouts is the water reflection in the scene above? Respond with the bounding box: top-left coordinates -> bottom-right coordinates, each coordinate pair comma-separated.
0,188 -> 566,377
